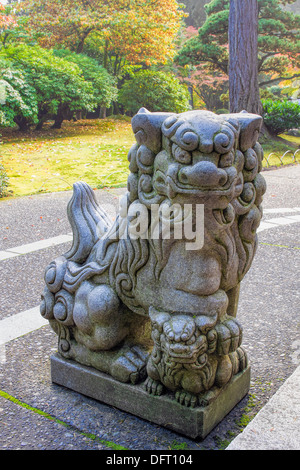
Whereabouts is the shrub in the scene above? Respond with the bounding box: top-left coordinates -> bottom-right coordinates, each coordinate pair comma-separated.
53,49 -> 118,109
0,58 -> 39,130
118,70 -> 190,115
0,163 -> 9,198
1,44 -> 96,129
216,108 -> 229,114
262,99 -> 300,135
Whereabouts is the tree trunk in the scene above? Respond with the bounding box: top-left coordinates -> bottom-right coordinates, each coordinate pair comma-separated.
36,112 -> 49,130
228,0 -> 262,115
35,120 -> 45,130
14,116 -> 30,132
100,107 -> 107,119
52,110 -> 65,129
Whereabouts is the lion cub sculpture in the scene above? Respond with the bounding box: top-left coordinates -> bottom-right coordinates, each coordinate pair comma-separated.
41,108 -> 265,409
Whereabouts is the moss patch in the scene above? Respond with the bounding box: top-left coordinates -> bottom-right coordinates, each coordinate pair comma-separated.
0,389 -> 127,450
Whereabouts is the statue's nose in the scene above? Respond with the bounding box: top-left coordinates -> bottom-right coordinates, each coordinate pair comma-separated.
178,161 -> 228,188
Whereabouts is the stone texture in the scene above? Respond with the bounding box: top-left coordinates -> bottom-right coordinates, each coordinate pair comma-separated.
40,108 -> 266,438
51,353 -> 251,440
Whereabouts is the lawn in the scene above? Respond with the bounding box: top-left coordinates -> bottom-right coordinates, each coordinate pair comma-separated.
0,117 -> 135,198
263,134 -> 300,167
0,117 -> 299,198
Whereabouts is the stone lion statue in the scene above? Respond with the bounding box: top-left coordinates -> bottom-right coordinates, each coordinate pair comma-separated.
41,108 -> 266,408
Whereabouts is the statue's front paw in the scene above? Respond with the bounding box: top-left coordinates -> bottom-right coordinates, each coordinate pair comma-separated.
144,377 -> 164,396
198,386 -> 221,407
111,345 -> 148,384
230,346 -> 248,374
215,316 -> 243,355
175,390 -> 198,408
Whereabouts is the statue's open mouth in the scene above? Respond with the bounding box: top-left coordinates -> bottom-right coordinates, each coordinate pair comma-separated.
162,347 -> 208,367
161,341 -> 207,362
165,173 -> 236,199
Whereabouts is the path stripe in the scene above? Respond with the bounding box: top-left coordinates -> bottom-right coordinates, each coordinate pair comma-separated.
0,234 -> 72,261
257,214 -> 300,233
0,307 -> 48,346
0,207 -> 299,346
1,209 -> 300,260
0,211 -> 300,261
263,208 -> 300,214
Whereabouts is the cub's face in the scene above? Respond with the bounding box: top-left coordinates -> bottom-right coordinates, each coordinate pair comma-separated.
149,309 -> 208,366
160,315 -> 208,365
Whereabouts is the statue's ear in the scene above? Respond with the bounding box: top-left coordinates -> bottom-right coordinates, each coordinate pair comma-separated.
131,108 -> 173,154
235,111 -> 262,151
149,307 -> 170,330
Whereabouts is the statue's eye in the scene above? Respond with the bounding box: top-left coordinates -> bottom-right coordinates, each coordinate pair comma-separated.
172,144 -> 192,164
219,152 -> 234,168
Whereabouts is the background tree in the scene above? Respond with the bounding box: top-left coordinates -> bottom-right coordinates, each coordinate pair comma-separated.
0,1 -> 17,47
53,49 -> 118,118
176,0 -> 300,93
1,44 -> 97,129
16,0 -> 187,116
228,0 -> 261,114
175,26 -> 229,111
118,70 -> 190,115
0,57 -> 39,130
19,0 -> 185,69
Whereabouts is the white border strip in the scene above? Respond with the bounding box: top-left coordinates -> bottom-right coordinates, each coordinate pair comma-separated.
0,307 -> 48,346
263,207 -> 300,214
0,234 -> 72,261
257,214 -> 300,232
0,209 -> 300,261
1,209 -> 300,260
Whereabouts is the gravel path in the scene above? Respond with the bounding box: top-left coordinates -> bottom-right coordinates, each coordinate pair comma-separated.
0,165 -> 299,451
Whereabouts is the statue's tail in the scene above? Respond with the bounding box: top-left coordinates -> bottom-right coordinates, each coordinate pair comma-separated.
64,182 -> 113,264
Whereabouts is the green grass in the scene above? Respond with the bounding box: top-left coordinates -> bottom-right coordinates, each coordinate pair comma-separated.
262,134 -> 300,167
0,118 -> 134,198
0,118 -> 299,198
236,393 -> 259,429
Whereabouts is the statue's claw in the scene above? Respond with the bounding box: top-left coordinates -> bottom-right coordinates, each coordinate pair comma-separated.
144,377 -> 164,396
175,390 -> 198,408
111,346 -> 148,384
198,386 -> 221,407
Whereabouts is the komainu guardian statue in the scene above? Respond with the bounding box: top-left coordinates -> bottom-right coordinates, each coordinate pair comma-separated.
41,109 -> 266,438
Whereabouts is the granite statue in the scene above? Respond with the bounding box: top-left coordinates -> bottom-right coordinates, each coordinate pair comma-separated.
41,108 -> 265,431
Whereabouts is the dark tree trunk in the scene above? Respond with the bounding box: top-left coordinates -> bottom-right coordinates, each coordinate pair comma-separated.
36,112 -> 49,130
228,0 -> 262,115
14,116 -> 30,132
35,120 -> 44,130
100,107 -> 107,119
51,105 -> 74,129
52,111 -> 64,129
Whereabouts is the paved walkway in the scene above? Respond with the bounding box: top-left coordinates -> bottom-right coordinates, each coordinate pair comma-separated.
0,165 -> 299,450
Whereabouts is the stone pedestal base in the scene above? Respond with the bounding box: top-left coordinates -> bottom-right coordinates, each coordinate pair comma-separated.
51,353 -> 250,439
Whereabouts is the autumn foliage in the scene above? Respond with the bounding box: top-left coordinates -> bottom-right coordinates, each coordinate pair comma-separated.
0,2 -> 17,46
0,3 -> 16,29
20,0 -> 185,66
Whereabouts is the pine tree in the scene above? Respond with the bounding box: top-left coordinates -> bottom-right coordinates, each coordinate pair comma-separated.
177,0 -> 300,87
228,0 -> 261,114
